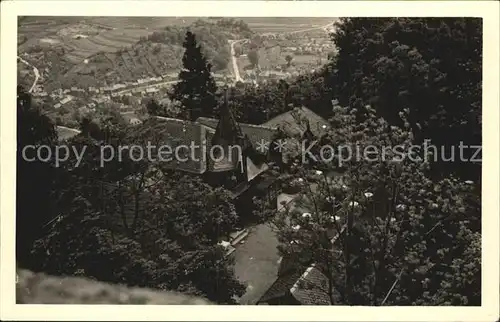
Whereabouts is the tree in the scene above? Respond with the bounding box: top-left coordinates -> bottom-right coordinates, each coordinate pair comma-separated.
30,120 -> 245,304
212,53 -> 229,71
285,54 -> 293,67
329,18 -> 482,180
169,31 -> 218,121
233,44 -> 242,57
146,98 -> 162,116
79,116 -> 104,140
270,103 -> 480,305
16,85 -> 58,267
327,51 -> 336,61
32,169 -> 244,303
247,49 -> 259,69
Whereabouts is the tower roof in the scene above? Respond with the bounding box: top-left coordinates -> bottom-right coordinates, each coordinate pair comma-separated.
213,89 -> 245,147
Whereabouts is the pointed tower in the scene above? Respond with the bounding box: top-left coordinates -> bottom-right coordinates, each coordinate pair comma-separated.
213,89 -> 246,148
207,88 -> 249,175
303,119 -> 315,143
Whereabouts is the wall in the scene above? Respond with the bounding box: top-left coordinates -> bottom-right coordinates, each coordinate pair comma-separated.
16,269 -> 212,305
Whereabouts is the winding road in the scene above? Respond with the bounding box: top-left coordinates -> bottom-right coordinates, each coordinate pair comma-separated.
18,56 -> 40,93
228,39 -> 249,82
18,22 -> 333,97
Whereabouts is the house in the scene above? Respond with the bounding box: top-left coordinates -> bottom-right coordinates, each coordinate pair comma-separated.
257,224 -> 346,305
257,262 -> 333,305
122,112 -> 143,126
129,117 -> 143,126
60,96 -> 73,105
262,105 -> 330,164
135,96 -> 282,221
194,108 -> 281,217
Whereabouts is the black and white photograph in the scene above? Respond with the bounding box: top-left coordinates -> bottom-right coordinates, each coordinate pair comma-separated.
1,1 -> 499,321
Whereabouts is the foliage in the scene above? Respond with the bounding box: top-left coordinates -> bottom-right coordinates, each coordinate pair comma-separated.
215,18 -> 253,39
16,85 -> 58,266
18,88 -> 245,303
247,49 -> 259,68
271,103 -> 481,305
215,72 -> 333,125
146,98 -> 162,116
144,19 -> 236,72
169,31 -> 219,121
329,18 -> 482,180
31,167 -> 244,303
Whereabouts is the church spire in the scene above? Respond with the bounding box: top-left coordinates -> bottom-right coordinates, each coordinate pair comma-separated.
303,119 -> 315,142
213,88 -> 245,146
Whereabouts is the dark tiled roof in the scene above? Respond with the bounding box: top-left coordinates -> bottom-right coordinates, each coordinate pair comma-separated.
133,116 -> 272,180
290,265 -> 332,305
138,116 -> 208,174
259,224 -> 347,305
258,262 -> 334,305
196,117 -> 278,149
258,271 -> 302,303
263,106 -> 330,139
277,255 -> 302,277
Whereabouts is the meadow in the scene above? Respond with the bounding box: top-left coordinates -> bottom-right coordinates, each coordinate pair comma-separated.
238,17 -> 336,33
18,16 -> 337,89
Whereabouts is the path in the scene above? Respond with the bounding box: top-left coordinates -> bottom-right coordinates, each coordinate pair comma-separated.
18,56 -> 40,93
228,39 -> 248,82
56,125 -> 81,134
232,223 -> 281,305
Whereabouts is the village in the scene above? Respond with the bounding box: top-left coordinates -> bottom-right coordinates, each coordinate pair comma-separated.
52,83 -> 341,305
18,18 -> 335,131
14,12 -> 485,311
13,13 -> 360,305
16,19 -> 342,303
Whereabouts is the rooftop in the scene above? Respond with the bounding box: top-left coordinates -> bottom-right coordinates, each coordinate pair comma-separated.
196,117 -> 278,148
263,106 -> 329,139
139,116 -> 208,174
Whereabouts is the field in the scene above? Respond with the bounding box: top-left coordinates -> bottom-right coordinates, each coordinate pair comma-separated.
238,17 -> 337,33
18,16 -> 200,63
60,29 -> 152,64
18,17 -> 336,61
18,16 -> 337,89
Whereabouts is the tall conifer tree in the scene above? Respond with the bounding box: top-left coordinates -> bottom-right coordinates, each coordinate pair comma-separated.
169,31 -> 218,121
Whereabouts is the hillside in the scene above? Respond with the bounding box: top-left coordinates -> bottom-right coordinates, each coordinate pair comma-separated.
18,18 -> 253,90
